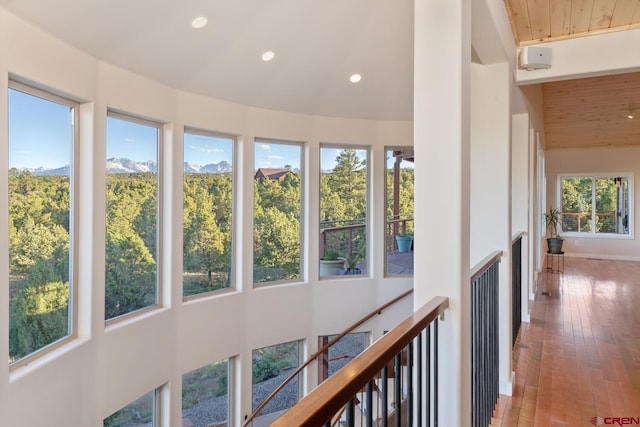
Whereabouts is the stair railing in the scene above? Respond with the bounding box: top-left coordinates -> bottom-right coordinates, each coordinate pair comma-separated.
243,289 -> 414,427
271,296 -> 449,427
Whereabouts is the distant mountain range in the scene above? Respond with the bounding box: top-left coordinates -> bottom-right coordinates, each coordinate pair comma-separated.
24,158 -> 233,176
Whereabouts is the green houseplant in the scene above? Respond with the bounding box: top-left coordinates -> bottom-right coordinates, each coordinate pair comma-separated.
344,256 -> 362,275
320,249 -> 345,277
543,208 -> 564,253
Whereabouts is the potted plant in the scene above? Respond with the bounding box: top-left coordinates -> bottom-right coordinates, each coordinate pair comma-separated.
320,249 -> 345,277
344,256 -> 362,275
543,208 -> 564,253
395,233 -> 413,253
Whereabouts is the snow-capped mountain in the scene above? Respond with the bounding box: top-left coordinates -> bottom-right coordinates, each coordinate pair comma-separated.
106,157 -> 157,174
184,160 -> 232,174
22,158 -> 232,176
28,165 -> 71,176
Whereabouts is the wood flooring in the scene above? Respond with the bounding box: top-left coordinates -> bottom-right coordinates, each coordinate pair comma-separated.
492,257 -> 640,426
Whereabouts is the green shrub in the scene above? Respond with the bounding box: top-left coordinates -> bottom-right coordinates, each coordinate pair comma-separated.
253,356 -> 285,383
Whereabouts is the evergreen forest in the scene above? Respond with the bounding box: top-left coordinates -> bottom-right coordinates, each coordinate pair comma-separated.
8,149 -> 414,363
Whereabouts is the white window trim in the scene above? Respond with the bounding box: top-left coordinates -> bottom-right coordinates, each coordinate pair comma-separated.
8,80 -> 80,370
182,127 -> 237,300
253,138 -> 306,286
318,143 -> 370,280
105,110 -> 164,324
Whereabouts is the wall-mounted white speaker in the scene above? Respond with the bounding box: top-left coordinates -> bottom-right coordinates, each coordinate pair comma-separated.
519,46 -> 552,70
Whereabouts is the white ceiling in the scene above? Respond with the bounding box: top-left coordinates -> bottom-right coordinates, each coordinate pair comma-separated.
1,0 -> 416,120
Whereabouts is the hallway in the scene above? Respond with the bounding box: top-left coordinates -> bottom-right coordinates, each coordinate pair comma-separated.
494,257 -> 640,426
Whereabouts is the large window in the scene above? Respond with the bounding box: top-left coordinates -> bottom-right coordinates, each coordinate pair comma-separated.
104,388 -> 159,426
105,113 -> 160,320
560,175 -> 632,236
183,130 -> 234,297
8,82 -> 76,365
385,148 -> 414,276
182,358 -> 231,426
319,146 -> 368,277
252,340 -> 301,416
253,140 -> 303,284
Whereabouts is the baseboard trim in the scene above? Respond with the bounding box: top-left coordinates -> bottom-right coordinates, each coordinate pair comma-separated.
564,252 -> 640,262
500,371 -> 516,396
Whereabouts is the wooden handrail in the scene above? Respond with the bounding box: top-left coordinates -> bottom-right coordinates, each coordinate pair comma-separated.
242,289 -> 414,426
271,296 -> 449,427
470,250 -> 503,284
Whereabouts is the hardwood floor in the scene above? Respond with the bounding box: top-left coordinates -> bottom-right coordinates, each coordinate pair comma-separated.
493,257 -> 640,426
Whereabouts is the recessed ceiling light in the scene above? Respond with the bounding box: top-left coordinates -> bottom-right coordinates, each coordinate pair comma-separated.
350,74 -> 362,83
262,51 -> 275,62
191,17 -> 208,29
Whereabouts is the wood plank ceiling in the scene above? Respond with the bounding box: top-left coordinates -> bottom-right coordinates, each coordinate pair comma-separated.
505,0 -> 640,45
543,72 -> 640,150
504,0 -> 640,150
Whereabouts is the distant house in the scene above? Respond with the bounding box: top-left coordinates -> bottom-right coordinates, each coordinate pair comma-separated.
254,168 -> 293,181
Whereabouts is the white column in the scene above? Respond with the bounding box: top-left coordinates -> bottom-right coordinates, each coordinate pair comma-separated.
414,1 -> 471,426
470,61 -> 514,395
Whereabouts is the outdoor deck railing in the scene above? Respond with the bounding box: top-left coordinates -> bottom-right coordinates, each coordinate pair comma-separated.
270,296 -> 449,427
319,217 -> 414,260
470,251 -> 502,427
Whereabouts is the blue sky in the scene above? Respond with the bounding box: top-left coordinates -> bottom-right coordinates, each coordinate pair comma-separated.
8,88 -> 72,169
255,142 -> 302,170
184,133 -> 233,166
8,88 -> 409,172
107,116 -> 158,162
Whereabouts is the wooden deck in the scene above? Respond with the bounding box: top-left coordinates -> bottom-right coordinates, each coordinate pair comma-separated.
492,257 -> 640,426
386,250 -> 413,275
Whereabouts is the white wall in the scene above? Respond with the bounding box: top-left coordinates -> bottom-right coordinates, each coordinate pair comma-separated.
511,113 -> 531,320
470,60 -> 514,395
511,114 -> 528,235
0,8 -> 414,427
546,147 -> 640,261
516,28 -> 640,85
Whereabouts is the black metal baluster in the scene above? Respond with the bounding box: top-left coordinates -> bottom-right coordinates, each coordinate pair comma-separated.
407,342 -> 413,426
434,317 -> 439,427
417,332 -> 423,427
366,380 -> 373,427
346,398 -> 355,427
394,352 -> 402,427
381,365 -> 388,427
426,325 -> 431,427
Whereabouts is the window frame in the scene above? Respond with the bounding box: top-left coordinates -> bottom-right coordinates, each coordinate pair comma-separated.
252,138 -> 306,286
7,79 -> 79,369
182,127 -> 237,300
558,173 -> 634,239
318,143 -> 370,279
103,386 -> 162,426
181,357 -> 233,425
383,146 -> 414,277
105,110 -> 164,323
